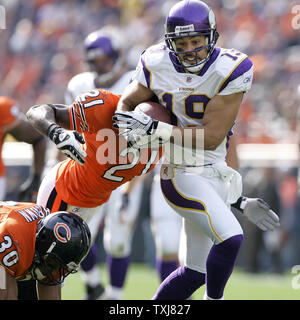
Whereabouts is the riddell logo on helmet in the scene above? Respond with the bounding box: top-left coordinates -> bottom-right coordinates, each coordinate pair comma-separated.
175,24 -> 195,35
54,223 -> 71,243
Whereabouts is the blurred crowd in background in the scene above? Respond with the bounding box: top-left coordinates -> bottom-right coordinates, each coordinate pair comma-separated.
1,0 -> 300,274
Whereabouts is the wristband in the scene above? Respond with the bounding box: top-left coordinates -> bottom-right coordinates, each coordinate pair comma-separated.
47,123 -> 60,139
151,121 -> 173,142
231,196 -> 247,213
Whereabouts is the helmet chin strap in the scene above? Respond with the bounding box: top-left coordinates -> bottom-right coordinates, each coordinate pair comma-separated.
172,37 -> 210,73
181,60 -> 206,73
31,266 -> 46,281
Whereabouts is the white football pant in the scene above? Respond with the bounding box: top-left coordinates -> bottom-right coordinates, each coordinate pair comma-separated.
160,163 -> 243,273
103,181 -> 143,257
0,177 -> 6,200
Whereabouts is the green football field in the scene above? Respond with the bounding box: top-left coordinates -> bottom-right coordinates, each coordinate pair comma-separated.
62,263 -> 300,300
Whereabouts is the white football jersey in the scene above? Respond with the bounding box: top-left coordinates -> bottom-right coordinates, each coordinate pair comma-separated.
134,43 -> 254,166
64,70 -> 134,104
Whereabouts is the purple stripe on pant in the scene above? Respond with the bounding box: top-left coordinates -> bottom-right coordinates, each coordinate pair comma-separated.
160,178 -> 206,211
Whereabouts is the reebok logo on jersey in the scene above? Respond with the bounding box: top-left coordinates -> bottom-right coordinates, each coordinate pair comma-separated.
243,76 -> 252,83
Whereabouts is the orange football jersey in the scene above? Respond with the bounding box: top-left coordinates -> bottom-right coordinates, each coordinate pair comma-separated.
55,89 -> 162,207
0,97 -> 19,177
0,201 -> 50,280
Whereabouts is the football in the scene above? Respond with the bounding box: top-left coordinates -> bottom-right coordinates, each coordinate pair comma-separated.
134,101 -> 171,124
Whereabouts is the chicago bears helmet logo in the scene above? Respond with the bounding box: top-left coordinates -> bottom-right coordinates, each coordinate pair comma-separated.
54,223 -> 71,243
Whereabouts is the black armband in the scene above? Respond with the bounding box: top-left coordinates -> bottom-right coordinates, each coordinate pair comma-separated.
231,196 -> 248,213
46,123 -> 60,138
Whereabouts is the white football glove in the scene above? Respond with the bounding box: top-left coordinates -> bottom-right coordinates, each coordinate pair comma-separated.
113,110 -> 172,148
48,124 -> 87,165
113,110 -> 156,147
242,197 -> 280,231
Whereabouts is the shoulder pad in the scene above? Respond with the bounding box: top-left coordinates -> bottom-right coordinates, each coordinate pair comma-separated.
216,48 -> 252,77
141,43 -> 169,69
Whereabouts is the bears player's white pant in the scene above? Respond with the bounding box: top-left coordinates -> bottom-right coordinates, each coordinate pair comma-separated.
0,177 -> 6,200
103,181 -> 144,257
160,163 -> 243,273
36,163 -> 105,242
150,172 -> 182,259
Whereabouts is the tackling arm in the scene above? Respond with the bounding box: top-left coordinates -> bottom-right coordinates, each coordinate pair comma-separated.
26,103 -> 70,135
26,104 -> 87,166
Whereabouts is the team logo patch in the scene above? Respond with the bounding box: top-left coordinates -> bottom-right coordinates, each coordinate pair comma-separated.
54,223 -> 71,243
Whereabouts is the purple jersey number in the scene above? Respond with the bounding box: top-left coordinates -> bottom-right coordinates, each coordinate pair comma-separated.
162,93 -> 211,121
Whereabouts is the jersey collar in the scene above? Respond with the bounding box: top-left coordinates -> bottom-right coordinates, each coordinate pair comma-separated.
169,47 -> 220,77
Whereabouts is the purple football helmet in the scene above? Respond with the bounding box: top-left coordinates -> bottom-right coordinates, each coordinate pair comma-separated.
165,0 -> 219,73
84,29 -> 123,84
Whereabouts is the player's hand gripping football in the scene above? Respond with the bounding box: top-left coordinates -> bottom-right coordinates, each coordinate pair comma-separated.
47,124 -> 87,165
113,110 -> 173,148
113,110 -> 157,147
243,198 -> 280,231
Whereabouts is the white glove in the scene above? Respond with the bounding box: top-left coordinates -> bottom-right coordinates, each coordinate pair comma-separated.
113,110 -> 172,148
48,124 -> 87,165
243,198 -> 280,231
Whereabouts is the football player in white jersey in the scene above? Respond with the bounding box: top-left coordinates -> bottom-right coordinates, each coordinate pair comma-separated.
66,27 -> 184,300
113,0 -> 280,300
64,27 -> 135,300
